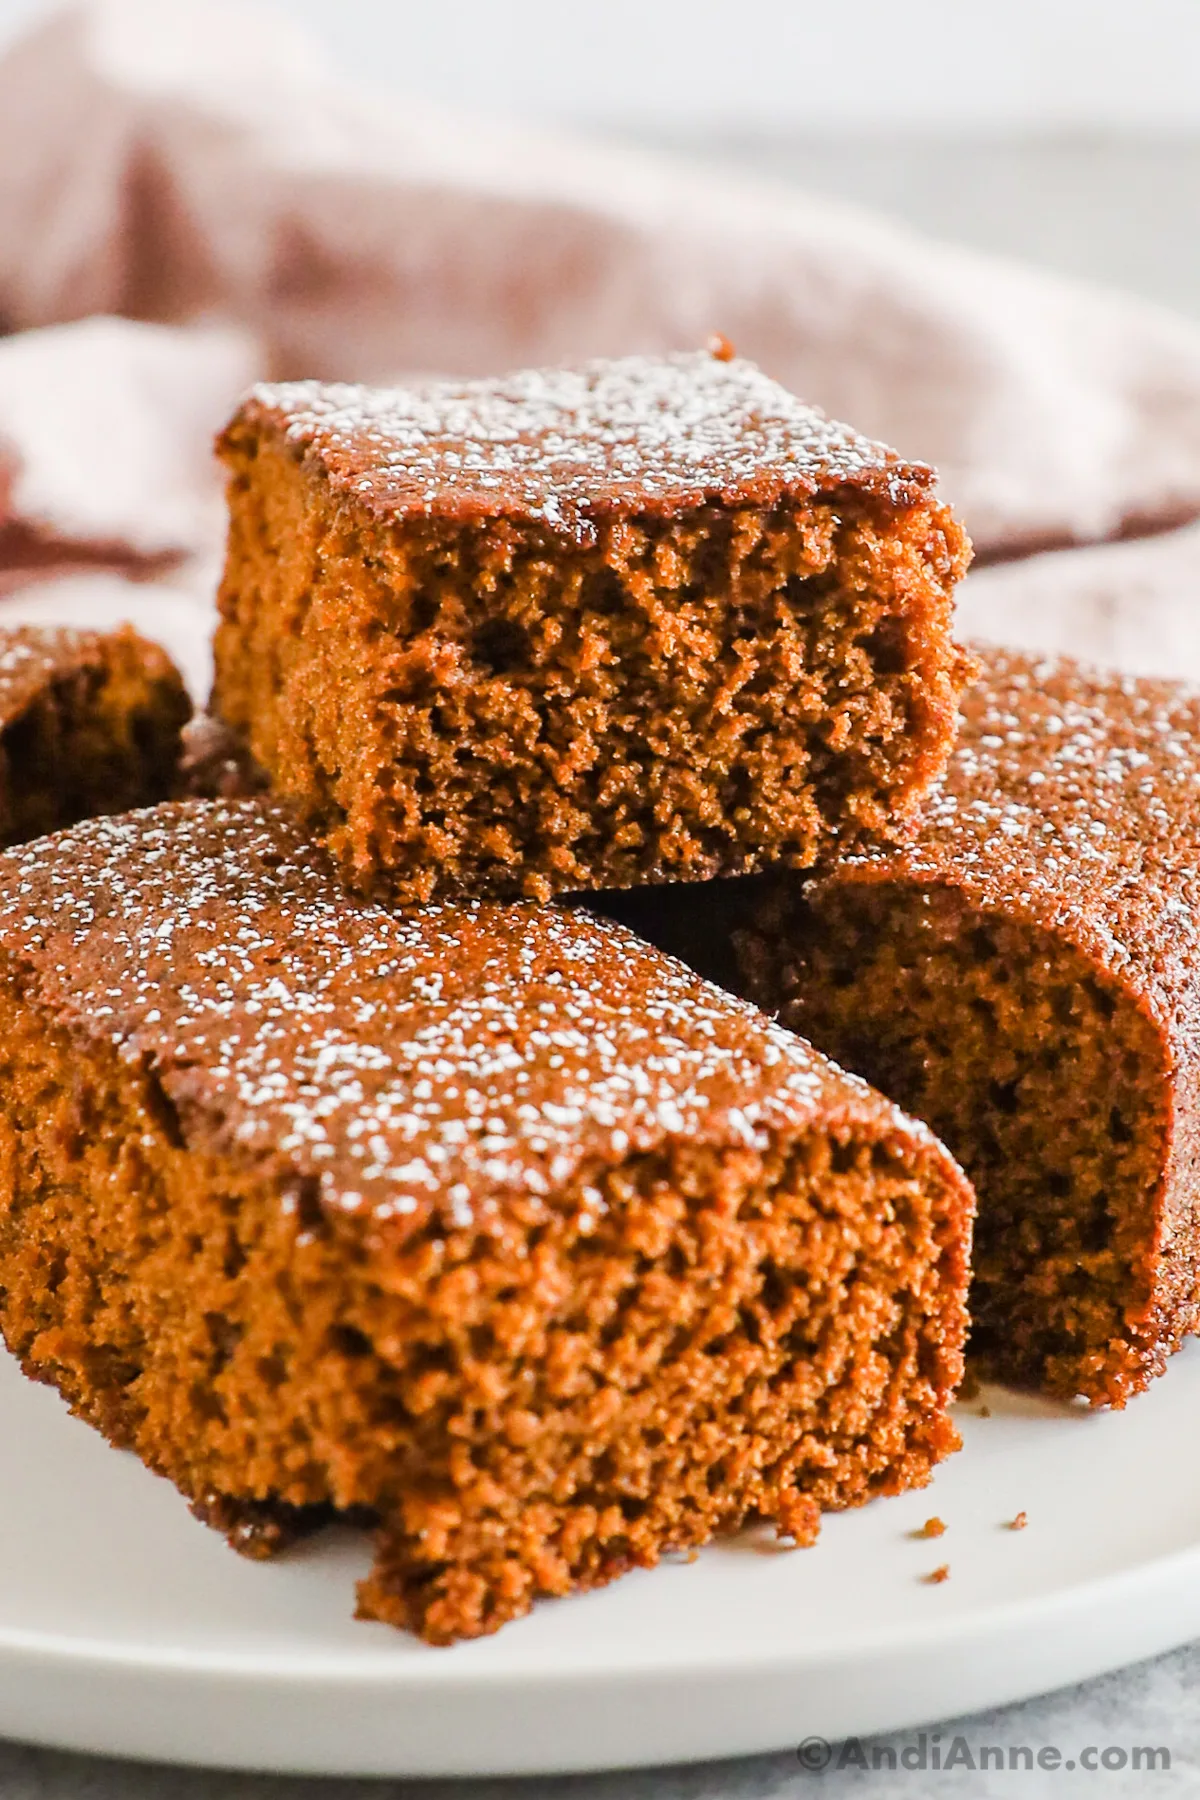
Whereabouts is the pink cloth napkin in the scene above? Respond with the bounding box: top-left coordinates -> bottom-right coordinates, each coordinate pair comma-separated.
1,0 -> 1200,688
0,315 -> 256,572
959,520 -> 1200,679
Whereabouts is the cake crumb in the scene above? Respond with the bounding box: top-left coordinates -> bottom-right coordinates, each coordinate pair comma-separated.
776,1491 -> 822,1547
978,1405 -> 992,1418
1008,1511 -> 1028,1531
914,1516 -> 946,1539
924,1564 -> 951,1584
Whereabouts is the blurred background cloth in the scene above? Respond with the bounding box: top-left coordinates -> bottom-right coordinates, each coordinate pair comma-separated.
0,0 -> 1199,694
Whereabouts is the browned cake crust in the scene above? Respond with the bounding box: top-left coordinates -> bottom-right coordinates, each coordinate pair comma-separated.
213,350 -> 972,905
727,646 -> 1200,1407
0,623 -> 190,844
0,798 -> 972,1644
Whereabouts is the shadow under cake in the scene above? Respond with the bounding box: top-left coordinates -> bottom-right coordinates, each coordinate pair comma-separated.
0,622 -> 190,844
646,647 -> 1200,1408
0,797 -> 972,1644
213,348 -> 972,904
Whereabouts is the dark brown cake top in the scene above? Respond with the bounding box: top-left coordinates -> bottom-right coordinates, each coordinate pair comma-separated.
0,625 -> 121,728
0,798 -> 937,1238
231,351 -> 934,545
826,645 -> 1200,998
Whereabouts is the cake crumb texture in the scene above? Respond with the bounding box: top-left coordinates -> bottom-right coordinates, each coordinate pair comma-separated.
0,798 -> 972,1642
0,623 -> 189,843
736,645 -> 1200,1407
214,351 -> 972,903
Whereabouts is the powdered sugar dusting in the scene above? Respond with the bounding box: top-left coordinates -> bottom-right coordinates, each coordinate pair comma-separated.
836,645 -> 1200,992
239,352 -> 929,545
0,798 -> 926,1234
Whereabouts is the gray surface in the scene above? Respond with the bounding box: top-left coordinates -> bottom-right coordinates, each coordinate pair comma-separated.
6,134 -> 1200,1796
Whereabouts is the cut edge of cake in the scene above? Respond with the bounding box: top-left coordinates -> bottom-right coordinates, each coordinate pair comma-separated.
212,347 -> 974,905
0,796 -> 974,1642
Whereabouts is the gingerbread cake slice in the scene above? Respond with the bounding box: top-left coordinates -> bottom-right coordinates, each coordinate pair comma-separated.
213,348 -> 973,904
724,646 -> 1200,1407
0,623 -> 190,844
0,797 -> 971,1644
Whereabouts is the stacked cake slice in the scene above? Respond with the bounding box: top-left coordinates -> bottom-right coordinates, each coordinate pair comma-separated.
0,346 -> 990,1643
213,350 -> 973,902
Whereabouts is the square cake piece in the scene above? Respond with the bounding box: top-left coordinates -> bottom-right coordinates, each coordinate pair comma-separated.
729,646 -> 1200,1407
213,349 -> 972,903
0,798 -> 971,1643
0,623 -> 189,843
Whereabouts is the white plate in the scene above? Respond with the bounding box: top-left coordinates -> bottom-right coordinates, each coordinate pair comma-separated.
4,1340 -> 1200,1778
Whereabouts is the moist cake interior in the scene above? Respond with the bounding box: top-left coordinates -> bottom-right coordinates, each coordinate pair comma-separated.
216,431 -> 967,901
743,879 -> 1169,1406
0,648 -> 186,843
0,971 -> 966,1643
